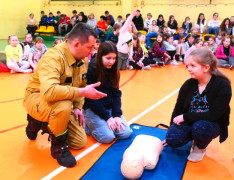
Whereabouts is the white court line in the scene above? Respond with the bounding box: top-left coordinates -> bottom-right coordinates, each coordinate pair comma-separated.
41,88 -> 180,180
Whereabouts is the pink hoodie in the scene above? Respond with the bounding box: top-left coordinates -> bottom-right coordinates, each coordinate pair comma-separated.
215,45 -> 234,59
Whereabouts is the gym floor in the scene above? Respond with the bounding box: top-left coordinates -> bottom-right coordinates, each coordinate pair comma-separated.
0,63 -> 234,179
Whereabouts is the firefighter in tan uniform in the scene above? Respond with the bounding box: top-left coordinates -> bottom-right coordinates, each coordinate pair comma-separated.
23,23 -> 107,167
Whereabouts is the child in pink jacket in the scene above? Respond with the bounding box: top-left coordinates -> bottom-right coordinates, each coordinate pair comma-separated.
215,36 -> 234,70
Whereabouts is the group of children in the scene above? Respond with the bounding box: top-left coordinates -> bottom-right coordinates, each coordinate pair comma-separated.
5,34 -> 63,73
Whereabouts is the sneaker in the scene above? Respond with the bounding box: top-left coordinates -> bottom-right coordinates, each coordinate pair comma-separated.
187,145 -> 206,162
10,70 -> 15,73
222,64 -> 231,69
179,56 -> 184,62
170,60 -> 179,66
142,65 -> 151,70
230,65 -> 234,70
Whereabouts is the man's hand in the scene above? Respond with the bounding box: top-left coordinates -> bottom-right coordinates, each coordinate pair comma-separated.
80,82 -> 107,100
74,108 -> 85,128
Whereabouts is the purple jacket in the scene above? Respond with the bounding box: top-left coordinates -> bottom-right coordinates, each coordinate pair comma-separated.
215,45 -> 234,59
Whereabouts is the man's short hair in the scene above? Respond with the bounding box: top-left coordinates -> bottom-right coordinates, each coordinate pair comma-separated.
105,11 -> 109,14
67,23 -> 97,44
57,11 -> 61,14
72,10 -> 77,14
41,11 -> 45,14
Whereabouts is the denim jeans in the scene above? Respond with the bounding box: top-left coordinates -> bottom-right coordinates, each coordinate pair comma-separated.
218,56 -> 234,67
166,120 -> 220,149
146,32 -> 157,47
207,26 -> 219,37
84,108 -> 132,144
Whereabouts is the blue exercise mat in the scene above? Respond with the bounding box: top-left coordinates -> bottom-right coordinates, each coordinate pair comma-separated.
81,124 -> 192,180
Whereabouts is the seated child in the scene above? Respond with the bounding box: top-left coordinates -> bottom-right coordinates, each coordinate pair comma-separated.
164,34 -> 178,65
5,35 -> 32,73
215,36 -> 234,70
174,34 -> 186,61
20,33 -> 34,61
185,27 -> 199,41
151,33 -> 171,64
203,41 -> 209,48
184,34 -> 195,53
90,39 -> 101,61
184,39 -> 203,65
101,20 -> 114,42
96,15 -> 107,37
106,24 -> 121,45
173,27 -> 187,40
128,35 -> 151,70
115,15 -> 123,26
52,39 -> 63,47
28,37 -> 47,71
216,31 -> 227,45
146,20 -> 159,48
208,36 -> 218,54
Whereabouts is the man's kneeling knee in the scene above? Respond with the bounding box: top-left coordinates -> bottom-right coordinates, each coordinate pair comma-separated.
67,134 -> 87,149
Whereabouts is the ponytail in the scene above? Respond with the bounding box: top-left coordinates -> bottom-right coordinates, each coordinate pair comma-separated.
189,48 -> 230,83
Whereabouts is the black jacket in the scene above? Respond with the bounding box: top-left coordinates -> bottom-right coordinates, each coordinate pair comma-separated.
132,15 -> 144,30
83,60 -> 122,121
171,75 -> 232,143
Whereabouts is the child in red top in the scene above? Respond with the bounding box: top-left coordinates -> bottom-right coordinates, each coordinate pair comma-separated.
96,15 -> 107,37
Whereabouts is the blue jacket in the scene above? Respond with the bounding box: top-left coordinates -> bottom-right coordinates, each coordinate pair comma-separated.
84,60 -> 122,120
174,32 -> 187,40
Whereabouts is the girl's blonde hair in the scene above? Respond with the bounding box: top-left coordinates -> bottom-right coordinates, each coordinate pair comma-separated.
189,48 -> 230,82
8,35 -> 17,44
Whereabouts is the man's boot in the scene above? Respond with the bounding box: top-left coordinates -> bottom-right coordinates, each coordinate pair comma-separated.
26,114 -> 49,140
50,130 -> 76,167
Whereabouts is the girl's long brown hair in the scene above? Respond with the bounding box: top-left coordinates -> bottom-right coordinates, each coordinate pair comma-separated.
189,48 -> 230,83
153,33 -> 165,48
217,36 -> 231,55
95,41 -> 120,88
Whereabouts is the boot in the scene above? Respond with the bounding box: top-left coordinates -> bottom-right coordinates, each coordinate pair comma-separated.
26,114 -> 49,140
50,130 -> 76,167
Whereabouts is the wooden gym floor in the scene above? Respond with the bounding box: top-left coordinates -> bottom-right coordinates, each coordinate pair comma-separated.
0,63 -> 234,180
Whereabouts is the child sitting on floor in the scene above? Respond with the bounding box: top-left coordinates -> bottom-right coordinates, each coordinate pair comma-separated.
216,31 -> 227,45
5,35 -> 32,73
128,35 -> 151,70
52,39 -> 63,47
174,34 -> 186,61
208,36 -> 218,54
164,34 -> 178,65
151,33 -> 171,64
203,41 -> 209,49
20,33 -> 34,61
28,37 -> 47,71
184,34 -> 195,53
